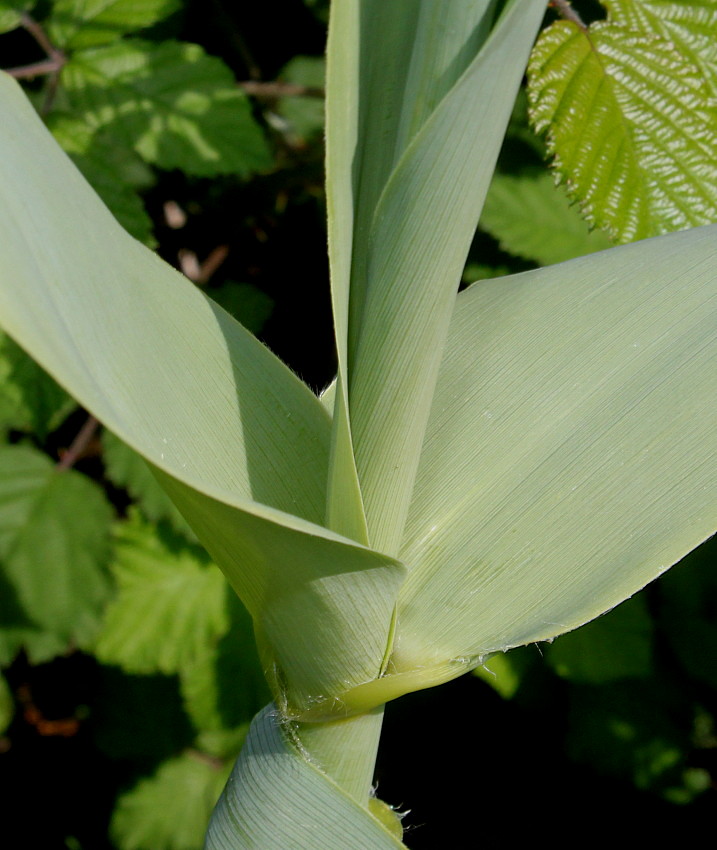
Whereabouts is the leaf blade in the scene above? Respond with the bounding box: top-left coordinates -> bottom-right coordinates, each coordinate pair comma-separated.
394,226 -> 717,673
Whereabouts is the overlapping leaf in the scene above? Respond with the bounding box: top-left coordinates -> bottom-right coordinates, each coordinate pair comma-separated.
206,706 -> 405,850
528,15 -> 717,242
390,226 -> 717,676
326,0 -> 548,554
0,72 -> 406,712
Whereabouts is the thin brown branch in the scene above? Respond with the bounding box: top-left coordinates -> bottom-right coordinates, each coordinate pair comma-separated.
57,415 -> 100,470
20,12 -> 58,58
549,0 -> 587,29
240,80 -> 324,100
6,58 -> 62,79
7,13 -> 67,113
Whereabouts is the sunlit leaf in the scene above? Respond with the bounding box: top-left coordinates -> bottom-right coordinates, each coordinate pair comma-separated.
61,39 -> 272,176
327,0 -> 547,553
604,0 -> 717,89
393,226 -> 717,677
49,0 -> 181,49
0,72 -> 406,711
528,18 -> 717,241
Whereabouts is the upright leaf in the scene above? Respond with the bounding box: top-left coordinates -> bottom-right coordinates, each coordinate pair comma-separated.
332,0 -> 547,554
0,72 -> 407,712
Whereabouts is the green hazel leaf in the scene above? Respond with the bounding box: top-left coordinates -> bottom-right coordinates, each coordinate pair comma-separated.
102,430 -> 195,539
0,1 -> 33,34
528,19 -> 717,243
0,73 -> 406,712
209,281 -> 273,336
49,0 -> 182,50
206,706 -> 406,850
60,39 -> 272,177
0,670 -> 13,734
0,329 -> 75,438
111,752 -> 232,850
0,444 -> 113,659
480,170 -> 613,266
95,513 -> 229,675
47,112 -> 156,245
179,592 -> 269,734
545,595 -> 653,684
278,56 -> 325,143
392,224 -> 717,680
604,0 -> 717,91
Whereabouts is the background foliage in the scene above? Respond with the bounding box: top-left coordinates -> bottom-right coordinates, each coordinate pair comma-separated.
0,1 -> 715,847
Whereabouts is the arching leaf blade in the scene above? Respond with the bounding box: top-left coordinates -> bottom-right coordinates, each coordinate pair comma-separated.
393,225 -> 717,673
0,72 -> 406,711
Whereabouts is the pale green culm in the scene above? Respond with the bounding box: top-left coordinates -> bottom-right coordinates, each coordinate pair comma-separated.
0,1 -> 716,847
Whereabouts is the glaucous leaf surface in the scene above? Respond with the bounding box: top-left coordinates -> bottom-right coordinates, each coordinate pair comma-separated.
0,72 -> 406,712
327,0 -> 548,555
393,226 -> 717,674
206,706 -> 405,850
